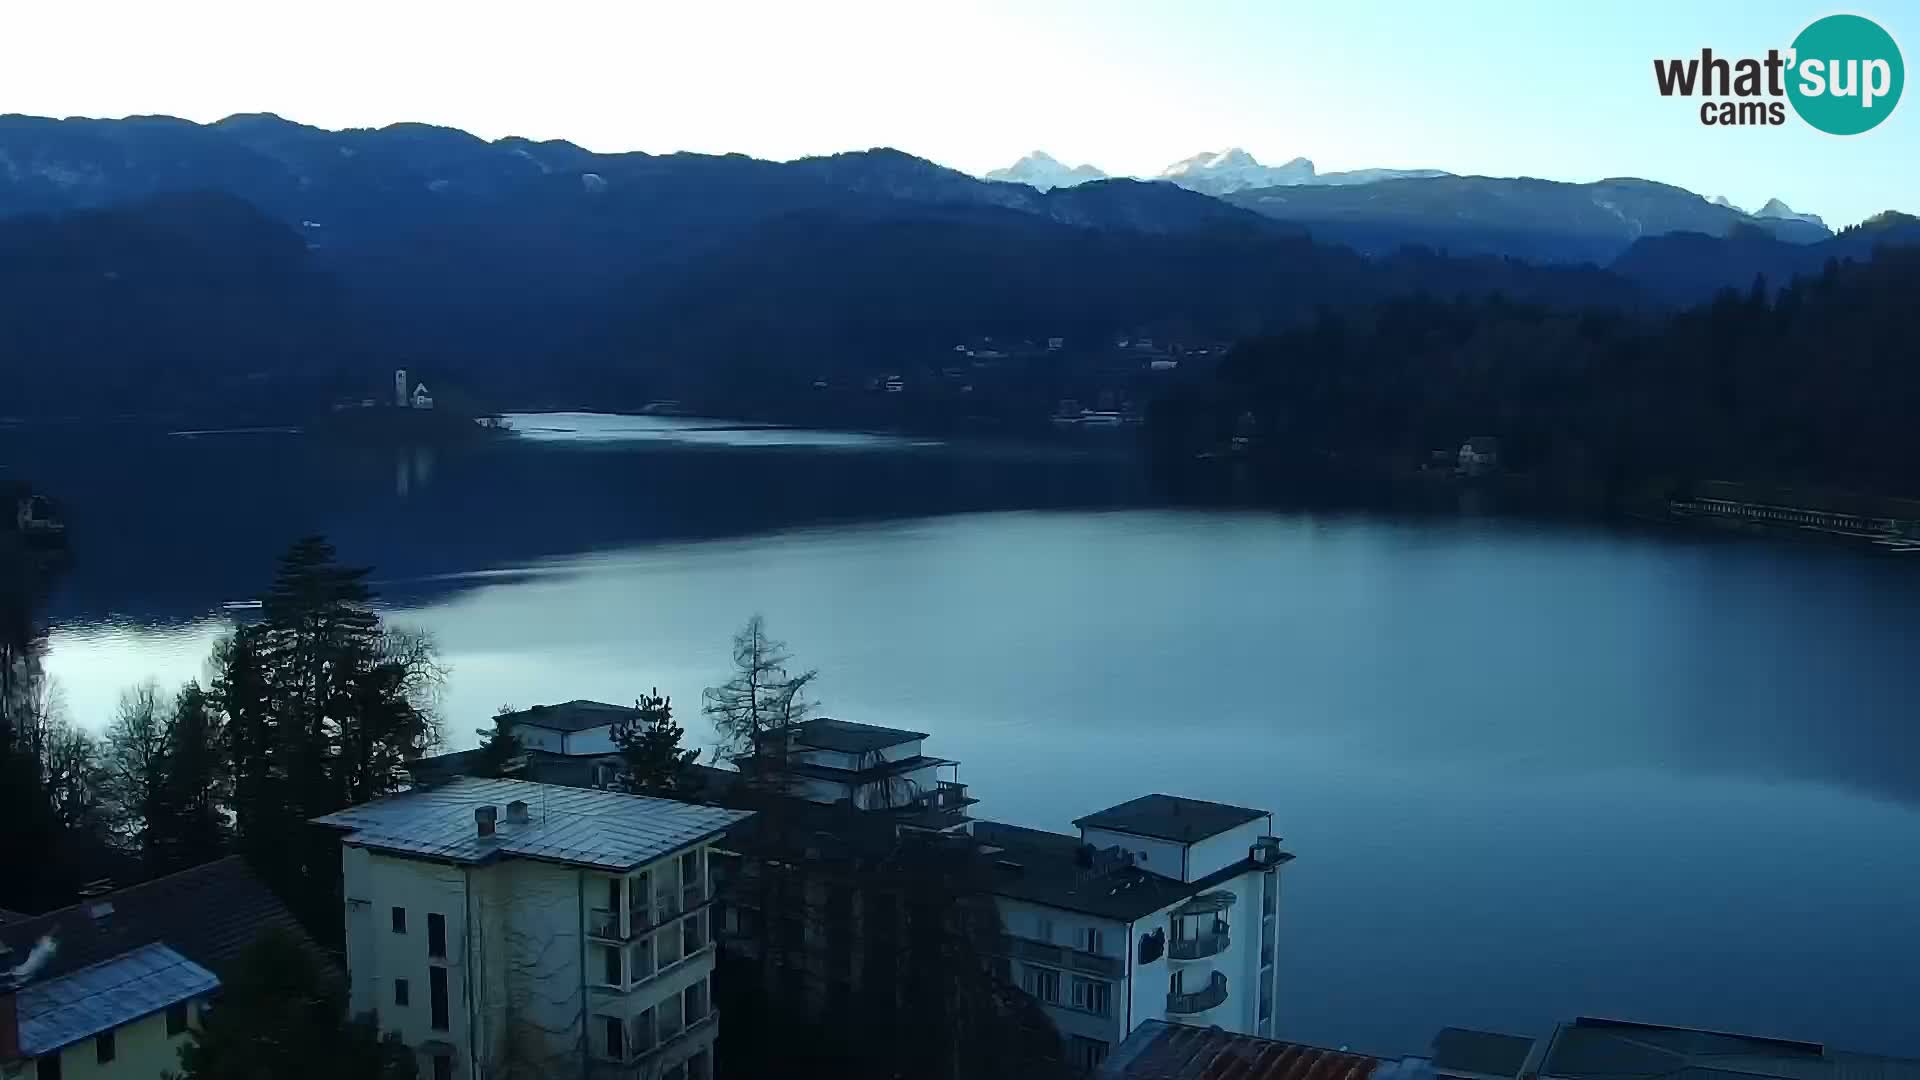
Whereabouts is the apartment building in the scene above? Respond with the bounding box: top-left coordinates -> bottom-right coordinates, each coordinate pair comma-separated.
313,777 -> 752,1080
977,794 -> 1292,1072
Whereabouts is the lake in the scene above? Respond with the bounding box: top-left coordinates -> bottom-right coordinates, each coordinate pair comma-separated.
12,413 -> 1920,1058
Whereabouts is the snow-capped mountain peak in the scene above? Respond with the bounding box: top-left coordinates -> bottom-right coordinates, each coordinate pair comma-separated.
1156,148 -> 1314,194
980,148 -> 1451,195
1755,197 -> 1826,227
983,151 -> 1107,191
1709,195 -> 1744,212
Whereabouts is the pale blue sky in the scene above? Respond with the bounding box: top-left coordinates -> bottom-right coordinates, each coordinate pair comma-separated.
1,0 -> 1912,225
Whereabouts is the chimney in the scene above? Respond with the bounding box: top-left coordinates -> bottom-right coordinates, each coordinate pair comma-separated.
475,805 -> 498,839
505,800 -> 530,825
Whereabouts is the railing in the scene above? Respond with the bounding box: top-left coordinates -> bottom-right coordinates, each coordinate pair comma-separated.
1167,972 -> 1228,1015
999,935 -> 1122,978
1168,924 -> 1231,961
588,908 -> 621,940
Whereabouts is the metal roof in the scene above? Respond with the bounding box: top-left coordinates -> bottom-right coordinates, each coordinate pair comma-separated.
1431,1028 -> 1538,1079
501,699 -> 640,733
16,943 -> 218,1056
975,820 -> 1289,922
0,855 -> 335,988
790,718 -> 929,754
1074,794 -> 1267,844
1100,1020 -> 1406,1080
312,777 -> 753,871
1538,1018 -> 1920,1080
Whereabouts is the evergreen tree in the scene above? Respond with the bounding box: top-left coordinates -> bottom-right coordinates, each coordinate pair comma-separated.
473,704 -> 523,778
149,681 -> 229,872
612,689 -> 699,795
170,928 -> 417,1080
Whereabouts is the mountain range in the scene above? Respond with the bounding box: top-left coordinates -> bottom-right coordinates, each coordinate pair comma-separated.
0,112 -> 1911,421
983,147 -> 1447,194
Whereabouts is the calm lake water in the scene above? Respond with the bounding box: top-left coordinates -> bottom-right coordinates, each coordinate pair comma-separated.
11,413 -> 1920,1058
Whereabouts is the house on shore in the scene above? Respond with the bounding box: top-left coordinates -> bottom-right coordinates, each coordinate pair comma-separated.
0,857 -> 329,1080
1457,437 -> 1501,476
312,778 -> 751,1080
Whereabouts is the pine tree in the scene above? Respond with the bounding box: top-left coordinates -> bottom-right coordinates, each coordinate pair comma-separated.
149,681 -> 228,872
613,690 -> 699,795
473,704 -> 524,778
170,928 -> 417,1080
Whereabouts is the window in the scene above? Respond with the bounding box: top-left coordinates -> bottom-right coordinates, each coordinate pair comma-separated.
685,977 -> 708,1023
166,1002 -> 190,1036
634,1007 -> 656,1053
429,965 -> 450,1031
1023,965 -> 1060,1004
603,1015 -> 625,1059
36,1054 -> 60,1080
391,906 -> 407,933
95,1030 -> 116,1064
689,1048 -> 712,1080
1169,969 -> 1185,996
629,936 -> 653,982
606,876 -> 622,913
682,910 -> 703,956
681,850 -> 701,899
432,1055 -> 453,1080
395,978 -> 411,1006
1071,977 -> 1111,1017
602,944 -> 623,986
1035,915 -> 1055,943
1070,1036 -> 1110,1071
1082,927 -> 1104,955
427,912 -> 447,958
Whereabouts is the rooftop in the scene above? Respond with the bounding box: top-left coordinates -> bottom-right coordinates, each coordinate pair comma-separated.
975,820 -> 1289,922
789,717 -> 929,754
501,699 -> 641,733
1431,1029 -> 1538,1079
1074,793 -> 1267,844
1538,1018 -> 1920,1080
0,855 -> 329,987
15,943 -> 218,1057
312,776 -> 752,871
1100,1020 -> 1406,1080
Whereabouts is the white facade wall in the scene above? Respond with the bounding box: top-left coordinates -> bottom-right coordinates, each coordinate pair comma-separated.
342,850 -> 474,1077
510,725 -> 563,753
993,897 -> 1128,1056
342,840 -> 722,1080
562,726 -> 615,756
997,859 -> 1287,1058
1187,819 -> 1270,882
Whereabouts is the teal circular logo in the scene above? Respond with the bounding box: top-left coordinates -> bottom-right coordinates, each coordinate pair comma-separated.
1787,14 -> 1904,134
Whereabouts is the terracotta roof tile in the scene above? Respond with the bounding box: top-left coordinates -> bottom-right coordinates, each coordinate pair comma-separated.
1102,1021 -> 1392,1080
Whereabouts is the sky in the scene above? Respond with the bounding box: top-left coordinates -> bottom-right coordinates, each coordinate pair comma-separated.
1,0 -> 1914,226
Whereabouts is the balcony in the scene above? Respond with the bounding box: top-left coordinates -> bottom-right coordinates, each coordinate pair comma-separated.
1168,923 -> 1231,961
999,935 -> 1122,978
683,881 -> 704,910
588,908 -> 622,941
655,890 -> 681,921
1167,972 -> 1228,1015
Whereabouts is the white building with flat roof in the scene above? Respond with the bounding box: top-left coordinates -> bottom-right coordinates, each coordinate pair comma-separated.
314,777 -> 752,1080
977,794 -> 1292,1073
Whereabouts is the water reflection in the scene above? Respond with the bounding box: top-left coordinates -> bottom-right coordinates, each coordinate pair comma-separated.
15,418 -> 1920,1058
